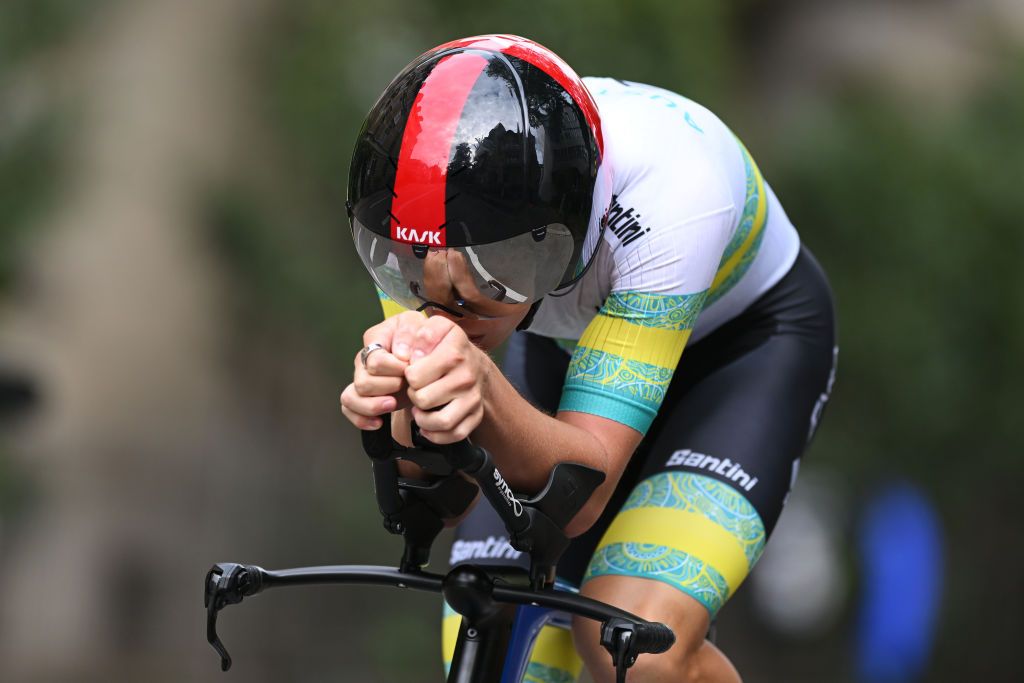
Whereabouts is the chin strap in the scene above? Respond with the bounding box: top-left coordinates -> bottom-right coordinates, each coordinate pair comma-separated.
516,299 -> 544,331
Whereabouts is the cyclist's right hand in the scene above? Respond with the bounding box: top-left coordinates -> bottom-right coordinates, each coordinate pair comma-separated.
340,312 -> 423,431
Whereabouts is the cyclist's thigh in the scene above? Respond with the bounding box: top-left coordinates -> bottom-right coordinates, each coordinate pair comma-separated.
582,245 -> 837,620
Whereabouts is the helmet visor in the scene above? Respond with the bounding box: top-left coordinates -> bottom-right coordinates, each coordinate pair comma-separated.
352,220 -> 576,313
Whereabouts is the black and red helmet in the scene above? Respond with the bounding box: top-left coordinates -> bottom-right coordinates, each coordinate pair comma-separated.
348,34 -> 611,310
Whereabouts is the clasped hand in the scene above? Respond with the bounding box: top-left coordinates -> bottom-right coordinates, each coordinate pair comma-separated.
340,312 -> 491,444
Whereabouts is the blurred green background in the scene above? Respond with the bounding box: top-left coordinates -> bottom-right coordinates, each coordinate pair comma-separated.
1,0 -> 1021,681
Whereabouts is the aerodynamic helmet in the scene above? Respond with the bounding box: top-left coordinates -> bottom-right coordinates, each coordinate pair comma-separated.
347,34 -> 612,313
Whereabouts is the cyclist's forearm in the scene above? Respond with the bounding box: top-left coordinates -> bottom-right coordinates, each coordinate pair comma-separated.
472,356 -> 610,494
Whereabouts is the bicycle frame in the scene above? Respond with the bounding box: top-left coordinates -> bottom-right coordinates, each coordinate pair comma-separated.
444,569 -> 576,683
496,600 -> 574,683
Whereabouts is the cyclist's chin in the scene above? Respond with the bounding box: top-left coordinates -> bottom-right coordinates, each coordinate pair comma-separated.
460,310 -> 531,350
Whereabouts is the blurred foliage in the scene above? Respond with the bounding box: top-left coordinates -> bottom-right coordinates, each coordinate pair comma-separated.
0,443 -> 36,520
0,0 -> 99,75
0,0 -> 93,293
771,54 -> 1024,492
0,117 -> 63,293
205,187 -> 382,372
767,53 -> 1024,679
0,0 -> 86,529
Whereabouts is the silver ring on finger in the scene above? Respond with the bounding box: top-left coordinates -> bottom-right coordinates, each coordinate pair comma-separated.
360,342 -> 385,368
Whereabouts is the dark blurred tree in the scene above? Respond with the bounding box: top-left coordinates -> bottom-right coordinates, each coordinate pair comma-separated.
0,0 -> 88,293
0,0 -> 96,72
0,119 -> 62,291
0,0 -> 92,522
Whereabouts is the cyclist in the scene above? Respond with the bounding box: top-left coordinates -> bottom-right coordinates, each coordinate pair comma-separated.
341,34 -> 836,683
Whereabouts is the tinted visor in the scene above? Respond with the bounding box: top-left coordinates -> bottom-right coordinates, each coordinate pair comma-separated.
353,220 -> 575,311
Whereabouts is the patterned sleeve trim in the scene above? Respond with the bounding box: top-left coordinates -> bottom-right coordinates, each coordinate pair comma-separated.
558,291 -> 706,433
706,140 -> 769,306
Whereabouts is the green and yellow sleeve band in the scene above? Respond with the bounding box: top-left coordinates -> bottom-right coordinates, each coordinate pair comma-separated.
558,290 -> 708,434
706,140 -> 768,306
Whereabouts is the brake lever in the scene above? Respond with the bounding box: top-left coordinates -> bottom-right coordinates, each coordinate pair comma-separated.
205,563 -> 264,671
601,618 -> 639,683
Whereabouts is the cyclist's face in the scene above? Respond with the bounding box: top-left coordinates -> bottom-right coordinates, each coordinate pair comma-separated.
419,249 -> 533,349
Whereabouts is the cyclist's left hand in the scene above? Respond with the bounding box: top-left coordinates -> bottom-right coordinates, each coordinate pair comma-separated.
403,316 -> 491,444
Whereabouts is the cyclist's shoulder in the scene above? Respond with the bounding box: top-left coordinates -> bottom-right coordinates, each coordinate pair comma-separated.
584,77 -> 733,149
586,77 -> 743,210
584,77 -> 704,111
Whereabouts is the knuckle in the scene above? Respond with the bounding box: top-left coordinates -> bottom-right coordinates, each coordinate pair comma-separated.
342,405 -> 369,428
364,354 -> 383,373
453,369 -> 473,390
362,325 -> 384,346
413,409 -> 432,429
405,369 -> 424,390
397,312 -> 420,330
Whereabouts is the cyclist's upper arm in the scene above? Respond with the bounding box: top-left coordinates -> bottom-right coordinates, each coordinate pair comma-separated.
556,200 -> 734,437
